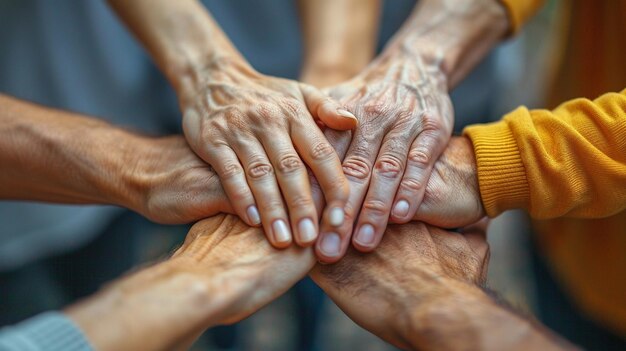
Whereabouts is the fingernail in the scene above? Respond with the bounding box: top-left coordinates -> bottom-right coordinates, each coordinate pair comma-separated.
320,232 -> 341,257
272,219 -> 291,243
247,206 -> 261,225
336,108 -> 357,120
392,200 -> 410,218
329,207 -> 344,227
298,218 -> 317,243
355,224 -> 375,245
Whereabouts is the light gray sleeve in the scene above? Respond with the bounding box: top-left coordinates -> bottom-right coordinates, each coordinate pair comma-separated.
0,311 -> 92,351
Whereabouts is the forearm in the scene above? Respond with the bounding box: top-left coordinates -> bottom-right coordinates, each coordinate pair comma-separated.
108,0 -> 251,99
66,215 -> 315,350
378,0 -> 509,88
0,94 -> 142,209
404,282 -> 577,351
299,0 -> 381,87
65,258 -> 220,351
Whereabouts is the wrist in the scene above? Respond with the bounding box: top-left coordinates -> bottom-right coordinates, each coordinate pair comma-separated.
106,132 -> 157,216
380,0 -> 508,88
175,55 -> 258,108
402,280 -> 569,351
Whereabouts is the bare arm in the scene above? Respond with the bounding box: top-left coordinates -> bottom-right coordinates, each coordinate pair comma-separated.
298,0 -> 381,88
380,0 -> 509,89
311,221 -> 578,350
66,215 -> 315,350
0,94 -> 231,224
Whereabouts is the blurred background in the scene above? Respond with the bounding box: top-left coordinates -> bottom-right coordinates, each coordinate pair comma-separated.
0,0 -> 624,350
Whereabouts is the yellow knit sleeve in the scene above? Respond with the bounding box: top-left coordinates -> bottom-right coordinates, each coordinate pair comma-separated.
463,89 -> 626,219
499,0 -> 546,34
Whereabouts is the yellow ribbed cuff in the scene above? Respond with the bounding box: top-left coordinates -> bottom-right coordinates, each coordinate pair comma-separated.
499,0 -> 545,35
463,121 -> 530,217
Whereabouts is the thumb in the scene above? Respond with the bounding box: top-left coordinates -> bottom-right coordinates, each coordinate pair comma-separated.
299,83 -> 357,130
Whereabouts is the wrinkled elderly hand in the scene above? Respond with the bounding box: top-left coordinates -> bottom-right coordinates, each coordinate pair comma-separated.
315,52 -> 453,261
171,215 -> 316,324
411,136 -> 485,227
181,60 -> 357,248
67,214 -> 315,351
310,221 -> 489,349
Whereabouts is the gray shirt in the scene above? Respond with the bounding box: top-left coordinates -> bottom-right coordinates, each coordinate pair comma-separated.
0,312 -> 92,351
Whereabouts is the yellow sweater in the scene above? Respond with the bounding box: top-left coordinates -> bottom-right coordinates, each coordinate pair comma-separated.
473,0 -> 626,337
465,90 -> 626,219
465,90 -> 626,336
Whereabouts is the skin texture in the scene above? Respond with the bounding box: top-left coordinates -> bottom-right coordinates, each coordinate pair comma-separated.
66,215 -> 315,351
0,94 -> 482,232
305,0 -> 509,262
412,136 -> 485,228
321,50 -> 453,257
0,98 -> 575,350
108,0 -> 357,248
311,221 -> 577,351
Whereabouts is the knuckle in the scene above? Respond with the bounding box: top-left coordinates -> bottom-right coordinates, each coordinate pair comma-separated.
400,177 -> 425,193
258,199 -> 284,213
204,119 -> 226,137
408,148 -> 432,168
374,154 -> 404,179
320,97 -> 335,109
288,194 -> 314,209
276,154 -> 304,174
342,156 -> 372,180
420,112 -> 444,132
254,102 -> 279,120
220,162 -> 244,178
363,102 -> 390,117
310,141 -> 335,161
362,199 -> 389,217
281,98 -> 306,117
246,158 -> 274,179
224,106 -> 245,121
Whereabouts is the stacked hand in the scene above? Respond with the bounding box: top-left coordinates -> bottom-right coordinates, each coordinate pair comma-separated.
180,60 -> 357,248
311,220 -> 490,350
66,215 -> 489,351
66,214 -> 316,351
312,51 -> 454,262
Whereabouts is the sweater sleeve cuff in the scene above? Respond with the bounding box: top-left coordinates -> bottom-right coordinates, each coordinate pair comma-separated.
463,120 -> 530,217
0,311 -> 93,351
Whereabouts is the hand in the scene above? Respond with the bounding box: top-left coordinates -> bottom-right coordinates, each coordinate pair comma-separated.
316,52 -> 453,261
181,59 -> 357,248
311,221 -> 489,349
67,214 -> 315,351
128,135 -> 233,224
410,136 -> 485,228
